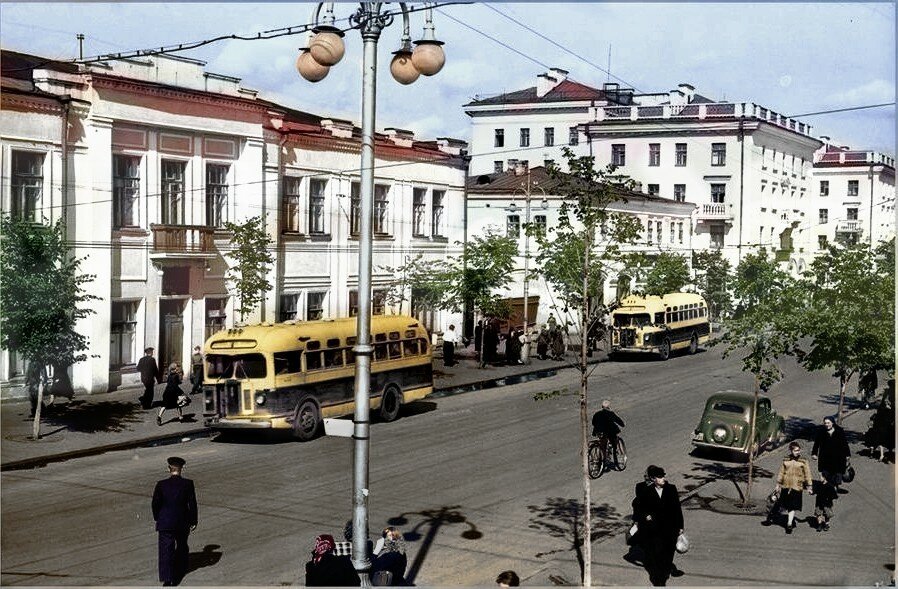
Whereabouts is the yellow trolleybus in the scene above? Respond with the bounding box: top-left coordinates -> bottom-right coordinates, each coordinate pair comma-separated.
609,292 -> 710,360
201,315 -> 432,440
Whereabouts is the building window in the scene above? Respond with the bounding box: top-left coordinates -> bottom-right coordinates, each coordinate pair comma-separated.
710,183 -> 726,203
647,220 -> 653,244
647,184 -> 660,196
10,151 -> 43,222
611,144 -> 626,166
820,180 -> 829,196
374,184 -> 389,234
534,214 -> 547,236
675,143 -> 687,167
568,126 -> 579,146
283,176 -> 302,232
353,289 -> 387,317
847,207 -> 858,221
669,222 -> 676,243
818,235 -> 828,250
678,222 -> 684,244
648,143 -> 660,167
494,129 -> 504,148
847,180 -> 859,197
761,146 -> 767,170
819,208 -> 829,224
507,214 -> 520,238
112,155 -> 140,228
308,178 -> 326,234
520,128 -> 530,148
494,161 -> 504,173
306,291 -> 325,321
412,188 -> 427,236
656,220 -> 663,243
544,127 -> 555,147
432,190 -> 445,237
711,143 -> 726,166
205,298 -> 227,339
161,160 -> 186,224
110,301 -> 138,367
350,182 -> 361,236
674,184 -> 686,203
544,159 -> 555,168
280,294 -> 299,322
206,164 -> 229,228
710,226 -> 724,249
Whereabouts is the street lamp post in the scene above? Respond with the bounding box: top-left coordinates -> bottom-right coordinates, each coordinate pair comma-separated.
512,165 -> 548,365
297,3 -> 446,583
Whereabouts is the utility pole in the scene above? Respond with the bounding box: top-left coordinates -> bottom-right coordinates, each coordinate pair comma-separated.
76,34 -> 84,60
521,166 -> 533,364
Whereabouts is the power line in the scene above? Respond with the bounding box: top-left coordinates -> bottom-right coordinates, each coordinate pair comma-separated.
786,103 -> 896,118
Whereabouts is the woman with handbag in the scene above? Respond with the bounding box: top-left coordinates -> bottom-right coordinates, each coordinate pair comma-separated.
157,363 -> 187,425
767,441 -> 814,534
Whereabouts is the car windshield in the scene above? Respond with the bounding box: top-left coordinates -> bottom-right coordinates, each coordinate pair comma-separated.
710,401 -> 747,414
613,313 -> 651,327
206,353 -> 267,379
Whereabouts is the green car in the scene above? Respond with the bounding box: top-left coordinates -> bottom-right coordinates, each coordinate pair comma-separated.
691,391 -> 786,457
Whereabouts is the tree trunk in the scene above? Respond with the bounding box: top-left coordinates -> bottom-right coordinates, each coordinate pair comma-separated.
31,366 -> 46,440
743,377 -> 760,505
579,228 -> 592,587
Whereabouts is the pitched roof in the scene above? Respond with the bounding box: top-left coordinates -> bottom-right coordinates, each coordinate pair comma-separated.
1,49 -> 80,81
465,79 -> 606,107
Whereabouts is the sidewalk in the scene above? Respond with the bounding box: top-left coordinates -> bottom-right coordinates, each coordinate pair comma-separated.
1,343 -> 585,470
530,407 -> 896,587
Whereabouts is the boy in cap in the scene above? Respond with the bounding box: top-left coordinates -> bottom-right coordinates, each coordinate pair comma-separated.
152,456 -> 198,586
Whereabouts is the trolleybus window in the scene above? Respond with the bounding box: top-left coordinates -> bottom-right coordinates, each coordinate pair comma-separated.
274,351 -> 301,375
613,313 -> 651,327
207,353 -> 267,379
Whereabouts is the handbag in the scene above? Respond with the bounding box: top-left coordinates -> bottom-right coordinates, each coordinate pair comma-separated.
675,532 -> 690,554
767,489 -> 780,506
177,393 -> 191,407
625,522 -> 639,545
842,464 -> 856,483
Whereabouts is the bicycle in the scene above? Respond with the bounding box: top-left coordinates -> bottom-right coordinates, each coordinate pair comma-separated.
588,433 -> 628,479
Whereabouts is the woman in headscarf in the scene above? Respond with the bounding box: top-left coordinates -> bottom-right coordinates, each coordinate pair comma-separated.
305,534 -> 360,586
370,531 -> 408,585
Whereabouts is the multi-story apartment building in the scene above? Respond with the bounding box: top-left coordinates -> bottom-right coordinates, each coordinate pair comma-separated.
466,165 -> 696,332
0,50 -> 466,397
810,139 -> 895,255
465,68 -> 825,273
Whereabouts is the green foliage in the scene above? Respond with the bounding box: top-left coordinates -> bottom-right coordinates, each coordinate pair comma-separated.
531,148 -> 642,326
382,230 -> 517,317
642,252 -> 691,296
532,388 -> 573,401
692,249 -> 733,320
223,216 -> 274,322
0,215 -> 98,368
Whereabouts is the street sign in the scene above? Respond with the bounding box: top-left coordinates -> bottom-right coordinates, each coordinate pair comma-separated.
323,418 -> 353,437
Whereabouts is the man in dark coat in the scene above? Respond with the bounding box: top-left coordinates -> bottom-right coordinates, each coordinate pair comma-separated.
631,465 -> 684,586
152,456 -> 198,586
137,347 -> 162,409
811,416 -> 851,488
592,399 -> 625,462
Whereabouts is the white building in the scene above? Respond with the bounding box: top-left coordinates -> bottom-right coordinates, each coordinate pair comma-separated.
465,68 -> 825,273
0,50 -> 466,397
810,139 -> 895,256
466,165 -> 696,333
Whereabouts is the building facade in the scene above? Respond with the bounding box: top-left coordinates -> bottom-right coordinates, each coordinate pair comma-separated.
0,50 -> 466,397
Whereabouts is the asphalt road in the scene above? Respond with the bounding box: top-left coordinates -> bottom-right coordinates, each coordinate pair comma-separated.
0,346 -> 887,586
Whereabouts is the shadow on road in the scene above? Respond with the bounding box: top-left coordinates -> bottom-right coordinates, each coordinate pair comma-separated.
680,460 -> 775,496
399,401 -> 438,419
34,400 -> 145,434
186,544 -> 222,576
386,505 -> 482,584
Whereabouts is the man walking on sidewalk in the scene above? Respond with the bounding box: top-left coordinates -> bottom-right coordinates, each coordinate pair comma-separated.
632,465 -> 684,586
152,456 -> 198,586
443,324 -> 458,367
137,347 -> 162,410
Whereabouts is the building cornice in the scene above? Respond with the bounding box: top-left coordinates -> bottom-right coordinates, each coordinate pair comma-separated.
1,92 -> 66,115
89,74 -> 269,114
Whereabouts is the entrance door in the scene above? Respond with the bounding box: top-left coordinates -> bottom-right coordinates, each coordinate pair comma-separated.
159,299 -> 184,370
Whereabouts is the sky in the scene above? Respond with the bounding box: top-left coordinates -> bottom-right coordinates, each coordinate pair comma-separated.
1,2 -> 895,154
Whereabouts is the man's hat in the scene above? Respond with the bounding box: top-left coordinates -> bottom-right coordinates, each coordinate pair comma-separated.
646,465 -> 666,479
167,456 -> 186,468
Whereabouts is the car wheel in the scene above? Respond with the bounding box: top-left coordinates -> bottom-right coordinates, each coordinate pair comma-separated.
379,385 -> 402,422
688,332 -> 698,355
292,399 -> 320,441
658,338 -> 671,361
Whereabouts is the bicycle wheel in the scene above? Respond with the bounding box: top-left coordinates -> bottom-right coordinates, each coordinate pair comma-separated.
614,438 -> 628,471
588,440 -> 605,479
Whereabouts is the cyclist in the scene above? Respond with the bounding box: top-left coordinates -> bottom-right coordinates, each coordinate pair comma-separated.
592,399 -> 625,463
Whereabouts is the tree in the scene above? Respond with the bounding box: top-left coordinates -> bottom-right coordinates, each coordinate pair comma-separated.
383,229 -> 518,319
530,148 -> 642,586
223,216 -> 274,323
642,251 -> 691,296
716,251 -> 801,504
793,241 -> 894,422
692,249 -> 732,321
0,215 -> 98,439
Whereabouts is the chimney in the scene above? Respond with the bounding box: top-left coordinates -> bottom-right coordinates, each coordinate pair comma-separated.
678,83 -> 696,102
321,118 -> 354,138
384,127 -> 415,147
820,135 -> 830,146
537,67 -> 567,98
436,137 -> 468,155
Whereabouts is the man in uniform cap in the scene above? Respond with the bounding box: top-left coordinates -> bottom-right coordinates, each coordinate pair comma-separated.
631,465 -> 684,586
137,347 -> 162,410
152,456 -> 198,586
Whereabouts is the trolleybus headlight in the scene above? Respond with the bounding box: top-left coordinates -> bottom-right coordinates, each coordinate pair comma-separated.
255,392 -> 267,406
643,334 -> 650,343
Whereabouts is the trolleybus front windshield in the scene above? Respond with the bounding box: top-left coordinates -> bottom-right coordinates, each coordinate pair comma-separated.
206,353 -> 267,379
613,313 -> 651,327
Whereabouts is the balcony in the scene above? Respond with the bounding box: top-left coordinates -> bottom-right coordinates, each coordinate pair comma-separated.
150,224 -> 216,259
696,203 -> 734,223
835,220 -> 863,234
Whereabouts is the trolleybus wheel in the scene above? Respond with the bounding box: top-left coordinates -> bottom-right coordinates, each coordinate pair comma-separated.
659,338 -> 671,361
379,385 -> 402,422
292,399 -> 320,441
688,332 -> 698,355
